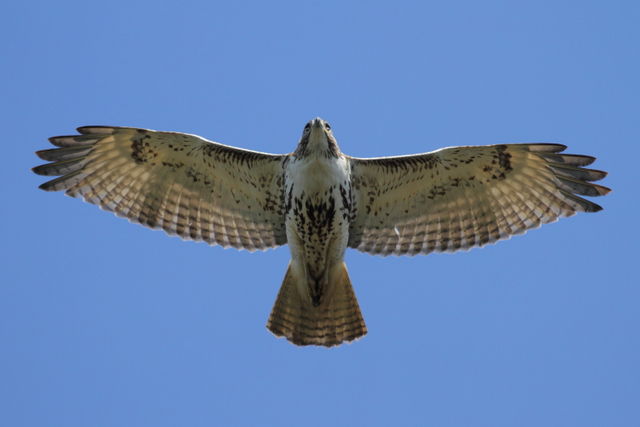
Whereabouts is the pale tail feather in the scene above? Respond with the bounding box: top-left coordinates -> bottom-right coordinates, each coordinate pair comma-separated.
267,262 -> 367,347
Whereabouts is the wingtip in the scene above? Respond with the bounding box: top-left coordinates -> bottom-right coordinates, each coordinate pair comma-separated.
526,143 -> 568,153
37,181 -> 54,191
35,149 -> 51,160
598,184 -> 612,196
591,203 -> 604,212
32,164 -> 48,176
582,198 -> 606,212
76,125 -> 117,135
588,168 -> 608,182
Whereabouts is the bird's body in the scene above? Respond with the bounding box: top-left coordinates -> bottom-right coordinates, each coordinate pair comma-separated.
284,119 -> 351,306
270,119 -> 366,345
34,118 -> 610,347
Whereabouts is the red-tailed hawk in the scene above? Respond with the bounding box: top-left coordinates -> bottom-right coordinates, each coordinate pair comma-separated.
33,118 -> 610,346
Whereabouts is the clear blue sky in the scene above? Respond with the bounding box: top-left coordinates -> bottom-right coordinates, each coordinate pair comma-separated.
2,1 -> 638,426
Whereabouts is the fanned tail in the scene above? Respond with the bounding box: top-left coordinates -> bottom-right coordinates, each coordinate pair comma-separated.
267,262 -> 367,347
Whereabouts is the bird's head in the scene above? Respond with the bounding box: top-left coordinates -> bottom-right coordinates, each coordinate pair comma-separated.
294,117 -> 341,158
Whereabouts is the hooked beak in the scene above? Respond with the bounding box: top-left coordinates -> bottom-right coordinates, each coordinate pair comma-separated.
311,117 -> 323,130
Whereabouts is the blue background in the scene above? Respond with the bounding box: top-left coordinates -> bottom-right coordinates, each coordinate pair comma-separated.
2,1 -> 638,426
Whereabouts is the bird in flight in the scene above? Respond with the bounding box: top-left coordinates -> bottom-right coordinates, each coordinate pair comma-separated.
33,118 -> 610,347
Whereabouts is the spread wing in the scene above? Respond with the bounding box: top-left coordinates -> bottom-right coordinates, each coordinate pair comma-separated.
348,144 -> 610,256
34,126 -> 288,251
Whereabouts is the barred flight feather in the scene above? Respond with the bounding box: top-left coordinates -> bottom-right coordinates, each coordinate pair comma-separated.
348,143 -> 610,256
33,126 -> 289,251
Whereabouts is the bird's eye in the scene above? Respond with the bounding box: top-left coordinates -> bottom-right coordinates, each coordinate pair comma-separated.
304,123 -> 311,132
324,123 -> 331,131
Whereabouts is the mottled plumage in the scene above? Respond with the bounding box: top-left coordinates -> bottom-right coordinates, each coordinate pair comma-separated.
34,118 -> 610,347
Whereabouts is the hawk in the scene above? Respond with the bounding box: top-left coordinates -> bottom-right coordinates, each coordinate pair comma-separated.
33,118 -> 610,347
